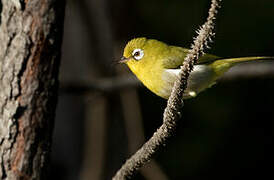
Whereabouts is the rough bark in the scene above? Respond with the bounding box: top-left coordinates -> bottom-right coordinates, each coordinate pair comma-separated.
0,0 -> 65,179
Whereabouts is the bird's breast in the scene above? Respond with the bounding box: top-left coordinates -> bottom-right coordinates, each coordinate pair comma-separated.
127,62 -> 166,98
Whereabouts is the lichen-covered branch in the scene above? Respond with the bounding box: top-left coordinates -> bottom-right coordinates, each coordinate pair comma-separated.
112,0 -> 222,179
0,0 -> 65,179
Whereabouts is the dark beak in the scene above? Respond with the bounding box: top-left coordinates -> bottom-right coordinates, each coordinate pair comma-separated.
119,56 -> 130,63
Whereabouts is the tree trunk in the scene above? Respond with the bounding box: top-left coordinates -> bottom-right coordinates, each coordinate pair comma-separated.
0,0 -> 65,179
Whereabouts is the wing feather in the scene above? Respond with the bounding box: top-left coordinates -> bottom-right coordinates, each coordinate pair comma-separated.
162,46 -> 220,69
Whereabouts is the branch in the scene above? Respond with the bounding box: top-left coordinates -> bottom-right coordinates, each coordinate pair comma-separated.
112,0 -> 222,179
59,61 -> 274,94
59,75 -> 140,94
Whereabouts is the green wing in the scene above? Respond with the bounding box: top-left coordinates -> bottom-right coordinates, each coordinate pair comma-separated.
162,46 -> 220,69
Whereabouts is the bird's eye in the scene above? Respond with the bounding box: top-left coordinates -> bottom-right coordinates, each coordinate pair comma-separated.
132,49 -> 144,60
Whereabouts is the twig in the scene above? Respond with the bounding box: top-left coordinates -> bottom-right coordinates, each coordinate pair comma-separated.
112,0 -> 222,179
60,63 -> 274,94
59,75 -> 140,94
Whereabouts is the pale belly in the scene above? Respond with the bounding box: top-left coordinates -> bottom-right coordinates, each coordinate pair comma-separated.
160,65 -> 217,99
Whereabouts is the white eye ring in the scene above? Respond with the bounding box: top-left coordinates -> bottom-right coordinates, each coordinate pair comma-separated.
132,48 -> 144,60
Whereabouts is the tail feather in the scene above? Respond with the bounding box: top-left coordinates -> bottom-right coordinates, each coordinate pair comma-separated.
209,56 -> 274,75
217,56 -> 274,64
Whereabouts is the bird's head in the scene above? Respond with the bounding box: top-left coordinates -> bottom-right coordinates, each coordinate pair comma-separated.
120,37 -> 169,74
120,37 -> 147,65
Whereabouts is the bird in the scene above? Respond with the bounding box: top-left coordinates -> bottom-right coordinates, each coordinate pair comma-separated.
120,37 -> 272,99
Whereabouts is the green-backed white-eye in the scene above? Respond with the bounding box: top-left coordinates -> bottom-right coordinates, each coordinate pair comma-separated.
120,37 -> 272,99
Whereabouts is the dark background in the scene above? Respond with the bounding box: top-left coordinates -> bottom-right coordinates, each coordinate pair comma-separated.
50,0 -> 274,179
